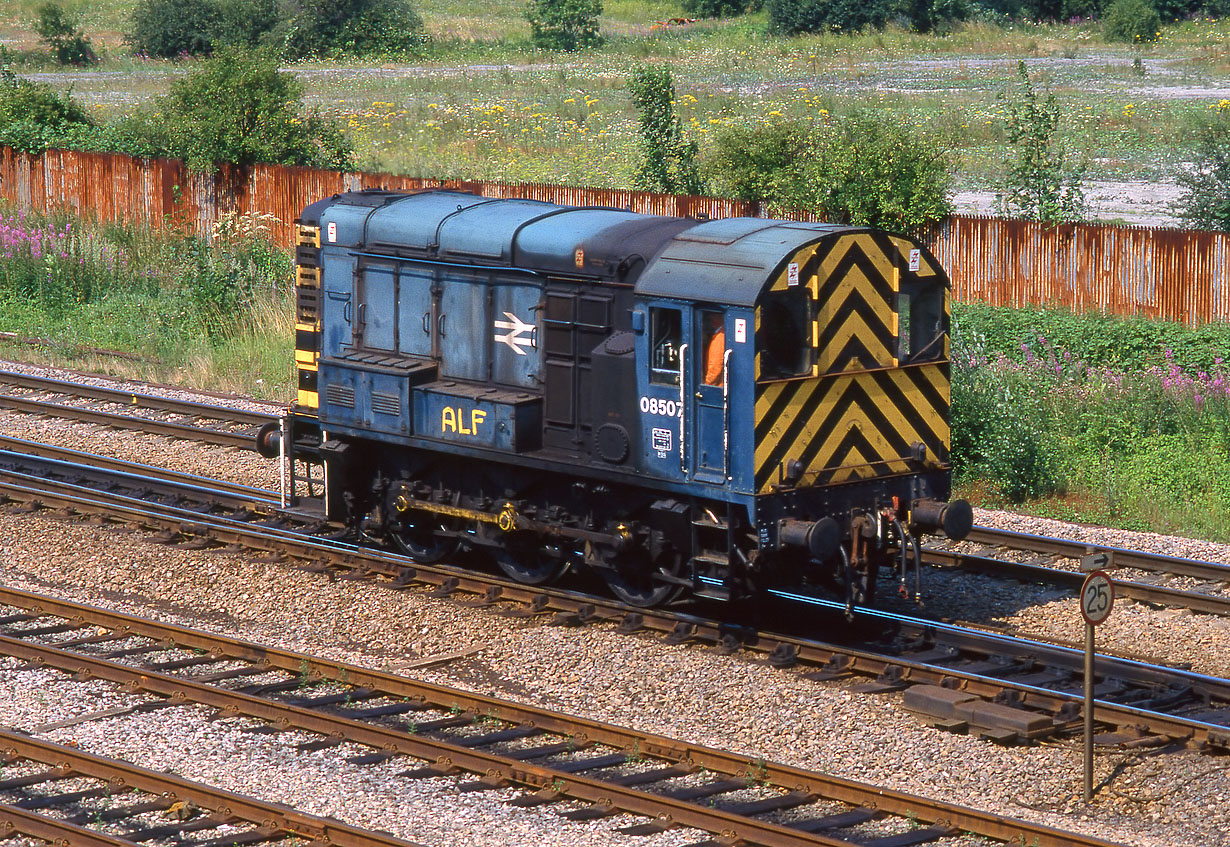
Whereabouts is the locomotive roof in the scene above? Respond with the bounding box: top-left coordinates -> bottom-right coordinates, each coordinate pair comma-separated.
635,217 -> 856,307
302,190 -> 879,306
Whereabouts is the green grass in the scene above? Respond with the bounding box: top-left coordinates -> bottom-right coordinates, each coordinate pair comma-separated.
0,207 -> 296,399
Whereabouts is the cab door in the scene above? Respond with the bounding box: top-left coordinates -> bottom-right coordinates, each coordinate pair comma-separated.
690,308 -> 729,482
357,262 -> 396,352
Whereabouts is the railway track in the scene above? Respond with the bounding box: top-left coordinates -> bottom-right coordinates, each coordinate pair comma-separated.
925,527 -> 1230,617
0,370 -> 277,450
0,727 -> 426,847
0,585 -> 1124,847
1,447 -> 1229,757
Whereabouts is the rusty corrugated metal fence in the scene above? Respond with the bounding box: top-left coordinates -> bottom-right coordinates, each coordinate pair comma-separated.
3,146 -> 1228,326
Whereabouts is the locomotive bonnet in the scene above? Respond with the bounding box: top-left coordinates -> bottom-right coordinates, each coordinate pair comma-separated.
263,189 -> 972,609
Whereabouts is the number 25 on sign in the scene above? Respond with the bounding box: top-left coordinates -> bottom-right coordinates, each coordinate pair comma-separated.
1081,570 -> 1115,626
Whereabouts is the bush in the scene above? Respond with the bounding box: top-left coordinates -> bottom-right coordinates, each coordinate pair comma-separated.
706,111 -> 952,234
1175,107 -> 1230,232
706,120 -> 808,202
1102,0 -> 1161,42
997,61 -> 1086,224
278,0 -> 429,59
526,0 -> 603,50
0,207 -> 296,388
126,0 -> 222,57
213,0 -> 280,48
949,304 -> 1230,534
907,0 -> 970,32
0,68 -> 94,153
767,0 -> 893,34
681,0 -> 752,16
627,65 -> 704,195
151,49 -> 354,171
34,3 -> 97,65
953,302 -> 1230,376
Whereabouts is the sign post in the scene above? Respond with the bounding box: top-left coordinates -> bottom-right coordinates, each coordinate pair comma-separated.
1079,566 -> 1115,801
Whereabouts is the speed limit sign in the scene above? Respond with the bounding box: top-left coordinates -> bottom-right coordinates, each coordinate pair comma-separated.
1080,570 -> 1115,626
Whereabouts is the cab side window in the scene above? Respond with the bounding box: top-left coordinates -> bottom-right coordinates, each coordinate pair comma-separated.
700,310 -> 726,387
758,288 -> 813,379
898,282 -> 945,363
649,308 -> 682,386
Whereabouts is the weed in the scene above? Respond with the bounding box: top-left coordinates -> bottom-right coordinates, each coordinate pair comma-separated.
296,658 -> 312,688
742,756 -> 769,786
995,60 -> 1086,223
627,64 -> 703,194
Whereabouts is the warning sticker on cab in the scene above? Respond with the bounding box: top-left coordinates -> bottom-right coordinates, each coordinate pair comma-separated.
651,427 -> 672,454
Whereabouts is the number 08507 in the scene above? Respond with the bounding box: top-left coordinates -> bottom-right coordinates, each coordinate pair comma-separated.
640,396 -> 679,417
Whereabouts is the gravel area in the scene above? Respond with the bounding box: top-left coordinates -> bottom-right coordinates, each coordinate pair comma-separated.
2,365 -> 1230,846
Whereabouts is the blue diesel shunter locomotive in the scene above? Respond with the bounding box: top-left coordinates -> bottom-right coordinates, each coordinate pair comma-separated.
262,189 -> 972,608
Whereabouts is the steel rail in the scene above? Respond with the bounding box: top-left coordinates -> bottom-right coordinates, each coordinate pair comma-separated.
0,370 -> 277,427
0,393 -> 262,449
1,463 -> 1228,754
0,450 -> 279,519
0,365 -> 286,409
0,436 -> 278,504
0,588 -> 1125,847
923,545 -> 1230,617
963,525 -> 1230,582
0,729 -> 428,847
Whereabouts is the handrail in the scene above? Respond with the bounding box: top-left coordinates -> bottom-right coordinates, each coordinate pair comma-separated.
721,347 -> 732,479
678,343 -> 688,476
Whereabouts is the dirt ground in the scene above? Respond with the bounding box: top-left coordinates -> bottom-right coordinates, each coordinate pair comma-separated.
954,180 -> 1188,227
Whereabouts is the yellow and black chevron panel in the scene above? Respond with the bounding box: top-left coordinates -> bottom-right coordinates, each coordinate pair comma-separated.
753,363 -> 950,493
757,232 -> 924,380
814,233 -> 900,373
294,223 -> 321,411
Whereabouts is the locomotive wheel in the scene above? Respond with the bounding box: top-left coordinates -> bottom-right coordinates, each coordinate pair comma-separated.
389,513 -> 458,563
600,548 -> 684,608
492,531 -> 569,585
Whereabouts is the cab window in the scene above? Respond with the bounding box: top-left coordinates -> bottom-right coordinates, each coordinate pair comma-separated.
700,310 -> 726,387
758,288 -> 813,379
649,308 -> 681,385
898,283 -> 945,363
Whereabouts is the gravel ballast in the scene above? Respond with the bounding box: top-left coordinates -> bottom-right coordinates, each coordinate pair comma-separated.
2,364 -> 1229,846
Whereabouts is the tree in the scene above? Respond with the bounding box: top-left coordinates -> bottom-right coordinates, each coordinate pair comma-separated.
627,65 -> 704,195
997,61 -> 1086,224
153,48 -> 353,172
1175,107 -> 1230,231
526,0 -> 602,50
906,0 -> 970,33
34,2 -> 97,65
